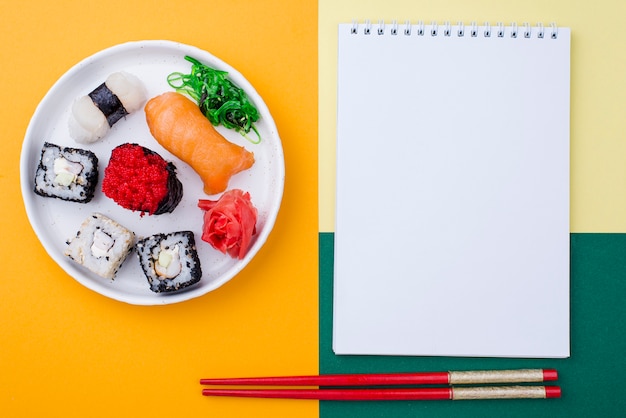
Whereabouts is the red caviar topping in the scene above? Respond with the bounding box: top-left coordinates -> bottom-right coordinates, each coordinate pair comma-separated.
102,143 -> 170,215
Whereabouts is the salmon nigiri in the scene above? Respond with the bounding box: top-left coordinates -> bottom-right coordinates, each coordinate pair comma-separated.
145,92 -> 255,195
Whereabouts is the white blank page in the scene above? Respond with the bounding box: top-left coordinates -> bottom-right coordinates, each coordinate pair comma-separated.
333,22 -> 570,357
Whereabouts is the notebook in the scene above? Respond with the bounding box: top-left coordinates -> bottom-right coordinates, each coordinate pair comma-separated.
332,21 -> 570,358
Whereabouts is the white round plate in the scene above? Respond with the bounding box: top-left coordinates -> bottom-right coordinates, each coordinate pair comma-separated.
20,40 -> 284,305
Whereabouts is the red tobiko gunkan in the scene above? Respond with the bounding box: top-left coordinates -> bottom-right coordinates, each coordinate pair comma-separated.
102,143 -> 182,216
198,189 -> 258,259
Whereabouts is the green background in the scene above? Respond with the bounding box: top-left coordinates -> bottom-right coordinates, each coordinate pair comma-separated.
319,232 -> 626,417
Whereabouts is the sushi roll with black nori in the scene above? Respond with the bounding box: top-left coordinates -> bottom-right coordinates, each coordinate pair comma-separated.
34,142 -> 99,203
136,231 -> 202,293
65,213 -> 135,280
102,143 -> 183,216
68,71 -> 146,144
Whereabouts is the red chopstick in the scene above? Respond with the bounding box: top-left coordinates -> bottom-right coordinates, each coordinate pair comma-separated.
200,369 -> 560,401
201,386 -> 561,401
200,368 -> 558,387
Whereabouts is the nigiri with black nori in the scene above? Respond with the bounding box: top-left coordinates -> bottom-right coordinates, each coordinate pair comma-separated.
102,143 -> 183,216
68,71 -> 146,144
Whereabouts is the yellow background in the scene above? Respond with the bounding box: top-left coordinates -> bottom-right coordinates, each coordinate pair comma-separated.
1,1 -> 318,417
319,0 -> 626,233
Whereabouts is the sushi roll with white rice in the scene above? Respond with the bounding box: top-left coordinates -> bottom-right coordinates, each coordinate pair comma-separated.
65,213 -> 135,280
34,142 -> 99,203
68,71 -> 146,144
136,231 -> 202,293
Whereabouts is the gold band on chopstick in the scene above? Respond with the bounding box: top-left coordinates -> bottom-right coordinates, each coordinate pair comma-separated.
449,369 -> 547,385
452,385 -> 553,400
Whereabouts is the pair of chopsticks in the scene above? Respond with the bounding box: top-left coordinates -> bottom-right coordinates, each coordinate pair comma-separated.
200,368 -> 561,401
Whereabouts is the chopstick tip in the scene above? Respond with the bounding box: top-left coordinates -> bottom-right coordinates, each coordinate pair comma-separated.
542,369 -> 558,382
545,386 -> 561,398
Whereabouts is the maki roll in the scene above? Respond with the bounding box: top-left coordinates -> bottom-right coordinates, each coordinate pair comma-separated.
68,71 -> 146,144
65,213 -> 135,280
136,231 -> 202,293
102,143 -> 183,216
34,142 -> 98,203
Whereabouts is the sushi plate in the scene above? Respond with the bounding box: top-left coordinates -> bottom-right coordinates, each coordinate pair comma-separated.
20,40 -> 285,305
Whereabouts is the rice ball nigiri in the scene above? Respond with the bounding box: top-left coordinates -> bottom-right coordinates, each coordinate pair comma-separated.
68,71 -> 147,144
145,92 -> 255,195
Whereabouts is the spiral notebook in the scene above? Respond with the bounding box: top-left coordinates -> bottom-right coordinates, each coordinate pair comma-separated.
332,21 -> 571,358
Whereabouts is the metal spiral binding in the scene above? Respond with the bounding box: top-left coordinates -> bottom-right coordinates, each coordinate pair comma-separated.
390,20 -> 398,35
405,20 -> 413,36
470,22 -> 479,37
430,21 -> 438,36
550,23 -> 558,39
364,20 -> 372,35
497,22 -> 505,37
416,21 -> 424,36
349,20 -> 561,39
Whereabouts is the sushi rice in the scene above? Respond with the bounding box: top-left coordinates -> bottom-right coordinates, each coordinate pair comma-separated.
65,213 -> 135,280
